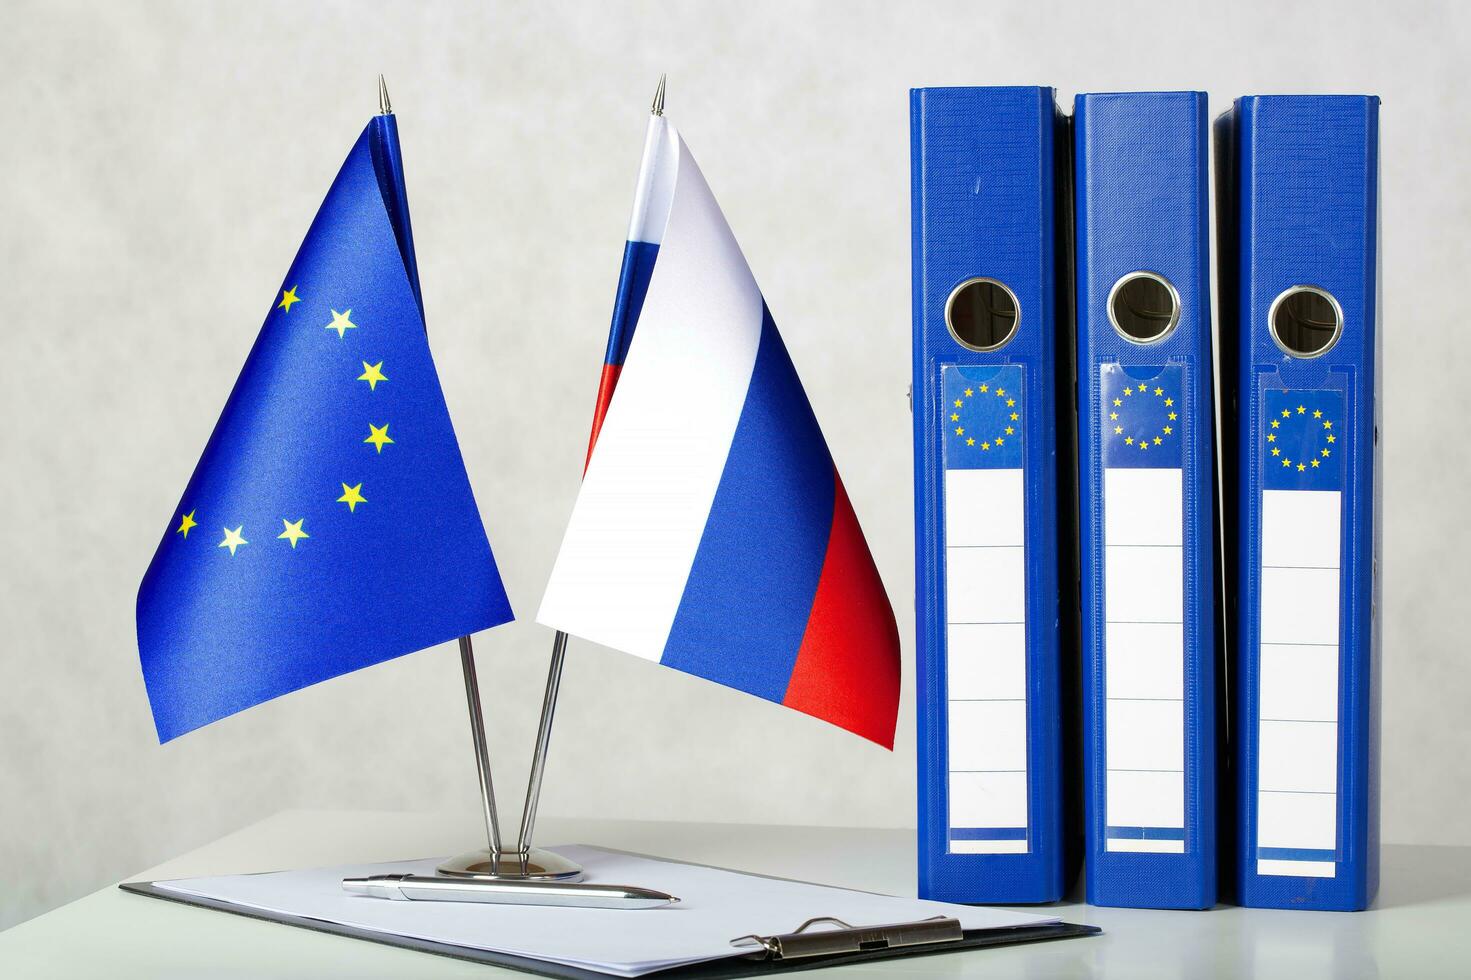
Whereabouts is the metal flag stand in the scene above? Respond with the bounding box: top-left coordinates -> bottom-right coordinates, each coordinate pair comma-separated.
436,632 -> 582,880
432,76 -> 669,884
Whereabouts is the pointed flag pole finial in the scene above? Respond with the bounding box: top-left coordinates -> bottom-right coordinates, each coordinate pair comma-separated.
378,74 -> 393,115
651,73 -> 666,117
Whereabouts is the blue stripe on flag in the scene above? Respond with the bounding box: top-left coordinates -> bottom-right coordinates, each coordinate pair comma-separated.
1106,826 -> 1186,841
1258,847 -> 1336,863
661,307 -> 835,702
950,827 -> 1028,841
603,240 -> 660,368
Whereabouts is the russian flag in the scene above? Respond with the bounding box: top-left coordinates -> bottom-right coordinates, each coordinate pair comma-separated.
538,115 -> 900,748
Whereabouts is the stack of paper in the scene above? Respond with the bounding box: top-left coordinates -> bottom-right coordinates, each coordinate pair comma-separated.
153,845 -> 1060,976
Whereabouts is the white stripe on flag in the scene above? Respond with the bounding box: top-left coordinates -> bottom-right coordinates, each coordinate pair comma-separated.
1103,467 -> 1185,853
537,130 -> 764,660
1257,488 -> 1341,878
627,116 -> 677,244
944,467 -> 1029,854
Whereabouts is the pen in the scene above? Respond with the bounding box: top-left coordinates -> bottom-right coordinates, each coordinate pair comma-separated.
341,874 -> 679,910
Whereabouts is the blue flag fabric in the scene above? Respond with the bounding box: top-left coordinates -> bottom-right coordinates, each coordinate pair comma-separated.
137,118 -> 513,742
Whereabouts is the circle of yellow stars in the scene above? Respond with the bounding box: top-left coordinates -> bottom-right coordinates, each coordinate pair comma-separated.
1267,402 -> 1335,472
950,381 -> 1020,452
1109,381 -> 1178,452
174,284 -> 398,556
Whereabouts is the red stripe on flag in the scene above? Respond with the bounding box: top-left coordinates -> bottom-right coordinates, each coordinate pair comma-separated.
782,472 -> 901,749
584,362 -> 622,472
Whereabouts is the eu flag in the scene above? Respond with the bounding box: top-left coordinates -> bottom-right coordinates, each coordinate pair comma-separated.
942,364 -> 1025,470
1100,363 -> 1186,468
137,114 -> 513,742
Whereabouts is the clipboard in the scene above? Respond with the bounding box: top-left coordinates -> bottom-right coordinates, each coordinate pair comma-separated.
120,846 -> 1099,978
119,880 -> 1095,977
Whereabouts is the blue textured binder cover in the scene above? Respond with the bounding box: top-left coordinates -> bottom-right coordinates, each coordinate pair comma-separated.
910,86 -> 1078,904
1073,92 -> 1220,909
1217,95 -> 1381,911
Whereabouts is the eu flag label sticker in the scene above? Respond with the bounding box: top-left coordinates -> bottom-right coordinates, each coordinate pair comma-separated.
1099,363 -> 1187,853
939,364 -> 1030,853
1255,387 -> 1346,878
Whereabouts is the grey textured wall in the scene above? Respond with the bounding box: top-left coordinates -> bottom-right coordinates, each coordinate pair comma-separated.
2,0 -> 1467,930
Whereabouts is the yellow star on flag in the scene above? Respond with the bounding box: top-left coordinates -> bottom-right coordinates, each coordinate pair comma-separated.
1168,411 -> 1177,420
964,388 -> 974,397
1165,397 -> 1174,407
218,525 -> 247,556
995,388 -> 1006,397
1005,426 -> 1014,435
1311,459 -> 1321,468
364,423 -> 394,453
1297,405 -> 1306,414
979,383 -> 989,393
1125,436 -> 1134,445
950,413 -> 959,422
1266,433 -> 1275,442
326,309 -> 357,339
1313,409 -> 1323,418
1297,462 -> 1306,471
966,437 -> 974,446
1113,398 -> 1122,407
1109,411 -> 1119,420
358,361 -> 388,391
954,399 -> 963,408
1327,434 -> 1336,443
955,426 -> 964,436
337,483 -> 366,512
981,442 -> 990,450
1282,458 -> 1291,467
1271,419 -> 1280,428
176,510 -> 197,538
1006,399 -> 1015,407
1323,420 -> 1332,430
1154,387 -> 1164,396
1114,426 -> 1123,434
278,285 -> 300,312
278,518 -> 309,549
995,437 -> 1004,446
1321,448 -> 1331,457
1163,425 -> 1173,435
1153,436 -> 1162,445
1271,447 -> 1280,456
1010,412 -> 1018,421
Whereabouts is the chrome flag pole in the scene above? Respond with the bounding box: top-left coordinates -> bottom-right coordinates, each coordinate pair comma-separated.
439,77 -> 668,882
504,74 -> 670,870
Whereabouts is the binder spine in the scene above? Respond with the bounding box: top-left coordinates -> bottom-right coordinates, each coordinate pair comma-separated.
1224,95 -> 1381,911
912,86 -> 1072,903
1074,92 -> 1219,909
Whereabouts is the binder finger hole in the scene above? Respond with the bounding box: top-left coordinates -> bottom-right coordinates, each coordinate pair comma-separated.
1270,286 -> 1343,358
945,278 -> 1020,352
1108,272 -> 1180,344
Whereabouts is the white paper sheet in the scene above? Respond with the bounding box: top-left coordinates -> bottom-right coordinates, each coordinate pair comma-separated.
153,845 -> 1059,977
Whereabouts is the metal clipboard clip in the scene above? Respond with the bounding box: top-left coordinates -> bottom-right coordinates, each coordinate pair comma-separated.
730,914 -> 964,961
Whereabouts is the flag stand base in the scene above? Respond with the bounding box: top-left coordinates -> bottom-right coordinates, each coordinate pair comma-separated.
437,847 -> 584,881
440,631 -> 583,882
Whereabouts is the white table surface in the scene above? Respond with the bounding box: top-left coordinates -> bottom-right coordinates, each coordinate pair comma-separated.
1,809 -> 1465,977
